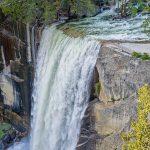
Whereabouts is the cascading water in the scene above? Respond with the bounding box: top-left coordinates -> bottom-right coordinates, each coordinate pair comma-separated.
62,10 -> 150,41
9,25 -> 100,150
31,25 -> 100,150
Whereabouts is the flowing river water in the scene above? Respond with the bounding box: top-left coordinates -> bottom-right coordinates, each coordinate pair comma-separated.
61,10 -> 149,41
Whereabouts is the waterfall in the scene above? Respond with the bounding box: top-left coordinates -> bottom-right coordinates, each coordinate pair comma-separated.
30,25 -> 100,150
9,25 -> 100,150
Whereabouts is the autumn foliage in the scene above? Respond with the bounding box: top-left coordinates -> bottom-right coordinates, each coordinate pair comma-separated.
122,84 -> 150,150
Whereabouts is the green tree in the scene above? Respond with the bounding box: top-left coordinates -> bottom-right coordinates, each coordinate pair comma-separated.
0,0 -> 38,22
142,17 -> 150,35
127,0 -> 149,16
0,0 -> 95,23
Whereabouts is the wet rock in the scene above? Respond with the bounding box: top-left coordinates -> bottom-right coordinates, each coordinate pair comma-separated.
101,6 -> 111,12
0,125 -> 27,149
77,99 -> 99,150
2,134 -> 11,145
0,140 -> 4,150
9,130 -> 16,141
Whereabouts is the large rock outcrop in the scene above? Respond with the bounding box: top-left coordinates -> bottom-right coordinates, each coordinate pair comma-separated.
78,42 -> 150,150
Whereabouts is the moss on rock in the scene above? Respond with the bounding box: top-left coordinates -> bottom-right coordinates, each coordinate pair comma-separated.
0,122 -> 11,139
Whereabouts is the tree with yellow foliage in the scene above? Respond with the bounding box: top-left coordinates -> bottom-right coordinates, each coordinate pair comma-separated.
122,84 -> 150,150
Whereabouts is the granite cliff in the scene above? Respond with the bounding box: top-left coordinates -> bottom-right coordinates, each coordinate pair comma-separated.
77,42 -> 150,150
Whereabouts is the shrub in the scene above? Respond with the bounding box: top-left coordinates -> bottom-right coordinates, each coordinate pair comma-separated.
95,82 -> 101,96
132,52 -> 150,60
141,53 -> 150,60
132,52 -> 142,58
122,84 -> 150,150
0,123 -> 11,139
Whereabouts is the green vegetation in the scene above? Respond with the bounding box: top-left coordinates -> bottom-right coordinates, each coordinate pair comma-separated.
0,0 -> 95,23
0,0 -> 38,23
0,122 -> 11,139
132,52 -> 142,58
132,52 -> 150,60
95,82 -> 101,96
142,17 -> 150,35
0,0 -> 149,33
127,0 -> 150,34
128,0 -> 146,16
122,84 -> 150,150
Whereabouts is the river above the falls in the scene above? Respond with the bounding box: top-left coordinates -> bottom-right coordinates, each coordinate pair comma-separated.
59,10 -> 150,41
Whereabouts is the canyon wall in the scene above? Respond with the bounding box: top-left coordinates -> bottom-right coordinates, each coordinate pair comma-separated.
0,13 -> 42,130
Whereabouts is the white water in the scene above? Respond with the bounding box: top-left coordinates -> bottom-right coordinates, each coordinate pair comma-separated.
9,25 -> 100,150
63,10 -> 150,41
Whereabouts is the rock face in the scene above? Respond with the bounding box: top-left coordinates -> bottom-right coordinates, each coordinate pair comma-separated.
97,43 -> 150,104
0,12 -> 42,130
0,11 -> 44,148
78,43 -> 150,150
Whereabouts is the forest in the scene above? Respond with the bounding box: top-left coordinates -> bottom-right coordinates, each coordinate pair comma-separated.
0,0 -> 149,23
